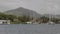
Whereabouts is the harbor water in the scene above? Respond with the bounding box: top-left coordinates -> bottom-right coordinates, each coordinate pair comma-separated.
0,24 -> 60,34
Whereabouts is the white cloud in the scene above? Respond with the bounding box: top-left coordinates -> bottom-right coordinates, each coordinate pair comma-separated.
0,0 -> 60,14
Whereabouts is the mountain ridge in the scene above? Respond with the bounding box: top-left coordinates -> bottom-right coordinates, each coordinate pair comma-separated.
4,7 -> 42,18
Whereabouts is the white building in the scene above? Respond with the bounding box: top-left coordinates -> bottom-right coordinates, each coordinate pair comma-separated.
26,22 -> 32,24
0,20 -> 10,24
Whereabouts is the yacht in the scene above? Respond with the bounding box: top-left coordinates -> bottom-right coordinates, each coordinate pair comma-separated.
47,21 -> 55,25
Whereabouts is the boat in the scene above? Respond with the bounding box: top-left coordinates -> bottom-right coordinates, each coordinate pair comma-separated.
47,13 -> 55,25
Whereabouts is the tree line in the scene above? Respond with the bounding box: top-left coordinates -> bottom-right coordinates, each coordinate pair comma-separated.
0,13 -> 33,24
0,13 -> 60,24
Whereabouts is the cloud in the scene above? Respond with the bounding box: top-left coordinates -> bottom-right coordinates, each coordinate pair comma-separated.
18,0 -> 60,14
0,0 -> 60,14
0,0 -> 26,11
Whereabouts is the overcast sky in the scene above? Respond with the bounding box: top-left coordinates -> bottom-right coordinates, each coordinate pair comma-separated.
0,0 -> 60,14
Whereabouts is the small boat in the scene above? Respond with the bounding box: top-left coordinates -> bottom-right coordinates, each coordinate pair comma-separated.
47,21 -> 55,25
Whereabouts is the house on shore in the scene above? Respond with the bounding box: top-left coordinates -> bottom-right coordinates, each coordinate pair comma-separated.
0,20 -> 10,24
26,18 -> 40,24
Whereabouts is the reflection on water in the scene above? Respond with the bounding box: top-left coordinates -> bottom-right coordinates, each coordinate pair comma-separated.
0,24 -> 60,34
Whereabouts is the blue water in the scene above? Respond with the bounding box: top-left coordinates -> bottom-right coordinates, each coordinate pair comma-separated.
0,24 -> 60,34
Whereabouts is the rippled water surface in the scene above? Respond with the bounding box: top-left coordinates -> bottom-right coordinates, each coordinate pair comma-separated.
0,24 -> 60,34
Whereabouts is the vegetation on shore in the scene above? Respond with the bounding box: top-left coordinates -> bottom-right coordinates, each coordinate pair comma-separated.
0,12 -> 60,24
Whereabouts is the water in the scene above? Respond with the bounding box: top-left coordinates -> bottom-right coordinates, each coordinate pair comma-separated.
0,24 -> 60,34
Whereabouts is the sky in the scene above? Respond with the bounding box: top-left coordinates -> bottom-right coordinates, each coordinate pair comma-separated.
0,0 -> 60,14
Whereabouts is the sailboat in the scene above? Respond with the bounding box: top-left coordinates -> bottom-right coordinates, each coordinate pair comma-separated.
47,14 -> 55,25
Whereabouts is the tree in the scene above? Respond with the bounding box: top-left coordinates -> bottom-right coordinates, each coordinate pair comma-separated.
40,16 -> 49,23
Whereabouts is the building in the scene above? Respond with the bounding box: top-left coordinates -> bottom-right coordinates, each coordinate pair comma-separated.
26,22 -> 32,24
26,18 -> 40,24
0,20 -> 10,24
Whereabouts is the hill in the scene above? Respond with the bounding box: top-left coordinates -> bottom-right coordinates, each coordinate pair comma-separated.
4,7 -> 41,18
